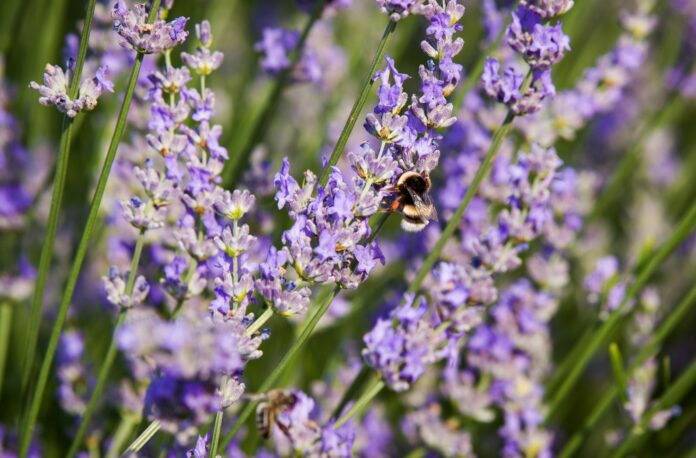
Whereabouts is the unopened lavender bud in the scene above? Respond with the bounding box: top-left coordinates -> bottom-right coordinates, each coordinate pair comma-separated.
196,20 -> 213,48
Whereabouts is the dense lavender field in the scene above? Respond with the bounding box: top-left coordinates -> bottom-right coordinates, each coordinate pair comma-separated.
1,0 -> 695,456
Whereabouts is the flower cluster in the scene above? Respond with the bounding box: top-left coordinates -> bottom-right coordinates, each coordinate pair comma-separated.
255,27 -> 322,84
519,2 -> 657,146
467,280 -> 557,458
106,19 -> 273,442
260,159 -> 384,316
482,4 -> 571,115
29,63 -> 113,118
112,0 -> 188,54
117,309 -> 258,440
363,294 -> 448,391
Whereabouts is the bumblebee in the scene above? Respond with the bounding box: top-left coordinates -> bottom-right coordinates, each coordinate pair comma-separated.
385,170 -> 437,232
254,389 -> 298,439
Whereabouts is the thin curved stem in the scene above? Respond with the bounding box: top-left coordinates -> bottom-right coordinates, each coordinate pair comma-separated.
318,19 -> 397,187
545,197 -> 696,421
222,4 -> 324,188
18,0 -> 159,446
20,0 -> 98,396
123,419 -> 161,455
104,413 -> 139,458
333,378 -> 384,429
331,365 -> 371,419
0,301 -> 11,402
66,230 -> 146,458
209,410 -> 224,458
558,281 -> 696,458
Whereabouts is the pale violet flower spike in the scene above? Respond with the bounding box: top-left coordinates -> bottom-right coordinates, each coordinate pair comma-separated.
29,63 -> 114,118
112,0 -> 189,54
102,266 -> 150,309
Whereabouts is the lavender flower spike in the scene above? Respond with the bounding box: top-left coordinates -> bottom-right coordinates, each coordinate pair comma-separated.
112,0 -> 189,54
29,63 -> 114,118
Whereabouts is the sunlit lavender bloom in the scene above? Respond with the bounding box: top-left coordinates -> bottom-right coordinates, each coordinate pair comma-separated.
182,21 -> 223,76
186,434 -> 209,458
255,28 -> 321,84
482,58 -> 552,115
507,7 -> 570,69
29,63 -> 113,117
363,294 -> 447,391
112,0 -> 189,54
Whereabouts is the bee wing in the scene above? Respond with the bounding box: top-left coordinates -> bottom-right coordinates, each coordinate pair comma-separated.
405,186 -> 437,221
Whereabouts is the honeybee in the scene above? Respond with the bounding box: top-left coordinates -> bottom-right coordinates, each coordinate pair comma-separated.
384,170 -> 438,232
254,389 -> 299,439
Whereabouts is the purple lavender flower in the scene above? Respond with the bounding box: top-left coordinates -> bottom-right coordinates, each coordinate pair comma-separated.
520,0 -> 574,18
112,0 -> 189,54
255,27 -> 322,84
29,63 -> 114,118
102,265 -> 150,309
363,294 -> 447,391
181,21 -> 223,76
117,309 -> 259,439
375,0 -> 425,21
507,7 -> 570,69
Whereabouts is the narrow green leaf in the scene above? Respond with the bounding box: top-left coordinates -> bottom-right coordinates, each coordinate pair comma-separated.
609,343 -> 628,404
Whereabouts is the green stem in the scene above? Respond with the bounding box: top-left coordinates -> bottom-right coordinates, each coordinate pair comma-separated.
222,4 -> 324,188
245,308 -> 274,337
19,0 -> 159,449
609,358 -> 696,458
558,281 -> 696,458
609,343 -> 628,404
209,410 -> 224,458
66,230 -> 146,458
0,302 -> 11,401
104,414 -> 139,458
219,285 -> 339,448
318,19 -> 397,187
21,0 -> 98,394
408,106 -> 518,294
331,365 -> 371,418
545,198 -> 696,421
333,379 -> 384,429
20,118 -> 72,395
123,419 -> 161,455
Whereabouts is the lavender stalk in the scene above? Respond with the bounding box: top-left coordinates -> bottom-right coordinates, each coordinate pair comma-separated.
19,2 -> 163,454
65,230 -> 146,458
20,0 -> 98,396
